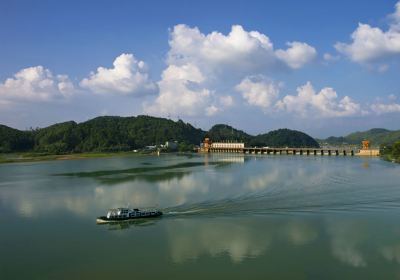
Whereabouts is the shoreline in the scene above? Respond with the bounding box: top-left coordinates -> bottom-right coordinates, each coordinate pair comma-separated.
0,151 -> 151,164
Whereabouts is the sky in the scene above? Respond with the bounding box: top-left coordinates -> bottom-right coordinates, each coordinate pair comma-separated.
0,0 -> 400,138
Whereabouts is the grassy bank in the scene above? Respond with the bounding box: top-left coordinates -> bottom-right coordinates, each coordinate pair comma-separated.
0,151 -> 147,164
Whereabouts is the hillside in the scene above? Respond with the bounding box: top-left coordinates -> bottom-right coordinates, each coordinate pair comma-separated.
0,116 -> 320,154
206,125 -> 319,147
207,124 -> 252,143
321,128 -> 400,147
251,129 -> 320,148
0,125 -> 34,153
0,116 -> 205,154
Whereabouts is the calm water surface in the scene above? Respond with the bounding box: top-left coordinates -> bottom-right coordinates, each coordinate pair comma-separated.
1,154 -> 400,279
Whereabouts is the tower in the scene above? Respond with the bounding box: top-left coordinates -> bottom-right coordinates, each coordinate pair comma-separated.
201,138 -> 211,153
362,140 -> 370,150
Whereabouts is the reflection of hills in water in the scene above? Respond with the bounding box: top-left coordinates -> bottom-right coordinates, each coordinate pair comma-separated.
55,161 -> 233,185
5,156 -> 400,220
2,156 -> 399,224
4,156 -> 400,270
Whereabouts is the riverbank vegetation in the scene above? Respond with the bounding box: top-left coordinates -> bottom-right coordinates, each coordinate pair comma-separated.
0,151 -> 147,164
1,116 -> 203,154
320,128 -> 400,147
0,115 -> 320,160
381,141 -> 400,163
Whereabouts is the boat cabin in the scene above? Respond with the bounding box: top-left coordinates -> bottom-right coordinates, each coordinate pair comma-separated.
106,208 -> 159,219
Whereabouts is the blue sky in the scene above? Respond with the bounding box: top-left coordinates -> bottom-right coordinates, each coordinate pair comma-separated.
0,0 -> 400,137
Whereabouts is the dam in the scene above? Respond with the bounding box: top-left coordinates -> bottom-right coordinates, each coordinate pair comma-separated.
199,138 -> 380,156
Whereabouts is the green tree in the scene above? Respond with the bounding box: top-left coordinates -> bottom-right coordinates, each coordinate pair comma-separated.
392,141 -> 400,158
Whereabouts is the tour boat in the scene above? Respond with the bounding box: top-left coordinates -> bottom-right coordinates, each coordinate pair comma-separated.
96,207 -> 163,224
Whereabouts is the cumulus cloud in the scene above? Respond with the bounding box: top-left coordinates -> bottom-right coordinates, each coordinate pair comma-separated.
371,102 -> 400,114
168,24 -> 316,73
144,63 -> 216,117
80,53 -> 158,96
145,24 -> 316,118
167,24 -> 276,74
370,94 -> 400,114
276,82 -> 361,117
275,42 -> 317,69
235,76 -> 280,110
335,2 -> 400,64
0,66 -> 74,102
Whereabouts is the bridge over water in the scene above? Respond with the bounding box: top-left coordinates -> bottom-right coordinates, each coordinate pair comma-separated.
209,147 -> 357,156
200,138 -> 379,156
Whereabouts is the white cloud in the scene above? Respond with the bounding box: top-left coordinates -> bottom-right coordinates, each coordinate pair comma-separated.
145,24 -> 316,118
371,102 -> 400,114
161,63 -> 204,83
168,24 -> 316,73
276,82 -> 361,117
143,64 -> 215,117
0,66 -> 74,102
236,76 -> 280,110
275,42 -> 317,69
335,2 -> 400,64
80,53 -> 158,96
167,24 -> 276,74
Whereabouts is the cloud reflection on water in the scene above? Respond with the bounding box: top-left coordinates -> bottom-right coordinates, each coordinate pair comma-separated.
165,217 -> 321,264
326,219 -> 368,267
166,218 -> 272,263
2,155 -> 400,269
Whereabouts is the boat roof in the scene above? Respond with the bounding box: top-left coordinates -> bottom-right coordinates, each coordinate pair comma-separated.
108,207 -> 159,211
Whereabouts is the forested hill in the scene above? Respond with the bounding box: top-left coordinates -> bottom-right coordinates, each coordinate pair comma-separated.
206,125 -> 319,148
0,125 -> 34,153
320,128 -> 400,147
251,129 -> 320,148
0,116 -> 205,153
0,115 -> 320,154
207,124 -> 252,143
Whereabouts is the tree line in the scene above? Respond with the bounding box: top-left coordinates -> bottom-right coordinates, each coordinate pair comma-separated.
381,141 -> 400,163
1,115 -> 320,154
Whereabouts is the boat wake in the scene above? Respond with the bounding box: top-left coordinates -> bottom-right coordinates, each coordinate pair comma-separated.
161,191 -> 400,218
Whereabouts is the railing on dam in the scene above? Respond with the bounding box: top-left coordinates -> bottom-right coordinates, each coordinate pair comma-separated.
208,147 -> 358,156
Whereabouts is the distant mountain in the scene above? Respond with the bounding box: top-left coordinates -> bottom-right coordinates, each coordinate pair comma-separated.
0,115 -> 320,154
320,128 -> 400,147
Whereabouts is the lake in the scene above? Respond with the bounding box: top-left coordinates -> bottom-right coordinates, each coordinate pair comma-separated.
1,154 -> 400,279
